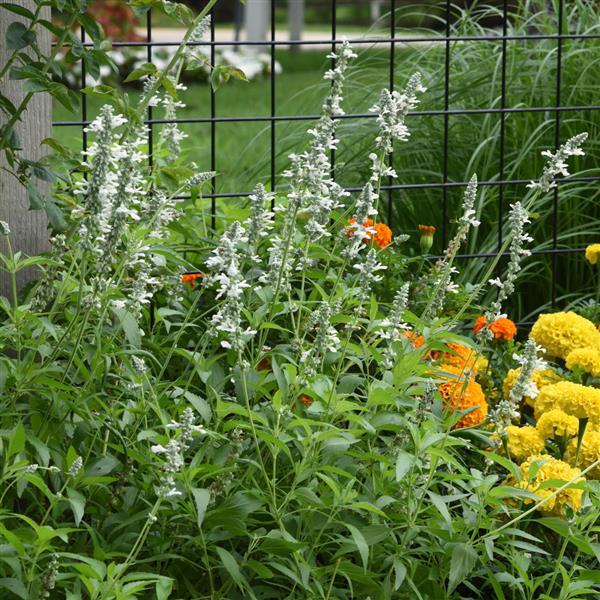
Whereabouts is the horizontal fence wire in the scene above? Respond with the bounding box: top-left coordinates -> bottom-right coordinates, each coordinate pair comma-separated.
59,0 -> 590,326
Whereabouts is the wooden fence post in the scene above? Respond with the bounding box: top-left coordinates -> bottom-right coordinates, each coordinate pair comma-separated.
0,0 -> 51,295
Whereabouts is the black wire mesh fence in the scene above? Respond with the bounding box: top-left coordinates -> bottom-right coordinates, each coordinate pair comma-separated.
53,0 -> 600,324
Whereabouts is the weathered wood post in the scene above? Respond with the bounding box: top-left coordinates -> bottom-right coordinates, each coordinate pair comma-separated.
0,0 -> 51,294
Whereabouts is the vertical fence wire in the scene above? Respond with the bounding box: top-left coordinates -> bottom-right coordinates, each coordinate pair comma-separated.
270,0 -> 276,203
146,10 -> 153,168
387,0 -> 396,226
498,0 -> 508,251
80,26 -> 87,154
441,0 -> 451,248
551,0 -> 564,307
210,10 -> 216,230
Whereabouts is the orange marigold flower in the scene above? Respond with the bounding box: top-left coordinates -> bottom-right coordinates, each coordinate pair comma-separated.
181,272 -> 204,287
373,222 -> 393,249
437,364 -> 488,429
418,225 -> 436,236
433,342 -> 478,374
473,315 -> 517,341
346,218 -> 392,249
403,330 -> 425,349
299,394 -> 314,407
418,225 -> 436,253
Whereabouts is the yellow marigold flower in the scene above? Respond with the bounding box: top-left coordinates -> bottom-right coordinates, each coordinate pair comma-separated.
503,368 -> 562,408
534,381 -> 600,424
509,454 -> 584,516
530,311 -> 600,359
536,409 -> 579,440
506,425 -> 545,463
566,345 -> 600,377
585,243 -> 600,265
565,430 -> 600,479
474,355 -> 489,373
437,364 -> 488,429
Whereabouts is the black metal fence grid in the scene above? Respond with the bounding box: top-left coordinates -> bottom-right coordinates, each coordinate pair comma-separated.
52,0 -> 599,316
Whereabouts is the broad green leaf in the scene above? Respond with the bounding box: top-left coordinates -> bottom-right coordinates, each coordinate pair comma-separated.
346,524 -> 369,572
124,62 -> 158,83
6,22 -> 35,50
192,488 -> 210,528
215,546 -> 244,586
395,450 -> 415,482
67,488 -> 86,526
448,543 -> 478,593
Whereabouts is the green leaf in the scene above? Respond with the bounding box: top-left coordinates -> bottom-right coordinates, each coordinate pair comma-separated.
393,559 -> 407,590
78,13 -> 104,42
192,488 -> 210,528
395,450 -> 415,482
1,4 -> 35,19
81,84 -> 117,99
27,182 -> 44,210
45,200 -> 68,232
448,543 -> 478,593
210,65 -> 249,92
8,422 -> 25,457
215,546 -> 244,586
66,488 -> 86,526
124,62 -> 158,83
6,22 -> 35,50
112,307 -> 142,347
84,455 -> 120,478
346,524 -> 369,572
0,578 -> 27,599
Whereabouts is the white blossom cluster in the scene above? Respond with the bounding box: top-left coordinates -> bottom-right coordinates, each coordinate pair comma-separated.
426,175 -> 479,317
527,133 -> 587,192
187,15 -> 211,46
159,81 -> 188,155
299,302 -> 341,384
244,183 -> 274,256
481,201 -> 533,334
261,42 -> 356,289
74,105 -> 129,256
354,248 -> 387,302
152,407 -> 205,498
377,283 -> 412,369
369,73 -> 426,155
343,183 -> 378,260
207,222 -> 256,351
490,340 -> 547,439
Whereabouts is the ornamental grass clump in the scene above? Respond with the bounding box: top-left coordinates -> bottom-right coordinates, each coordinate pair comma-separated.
0,3 -> 599,596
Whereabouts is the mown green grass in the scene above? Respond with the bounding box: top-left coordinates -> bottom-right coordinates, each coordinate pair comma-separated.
53,1 -> 600,322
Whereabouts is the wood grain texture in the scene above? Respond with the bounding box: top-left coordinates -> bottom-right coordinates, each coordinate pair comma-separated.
0,0 -> 51,295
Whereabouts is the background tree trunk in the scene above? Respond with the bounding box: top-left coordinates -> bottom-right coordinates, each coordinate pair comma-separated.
0,0 -> 51,295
